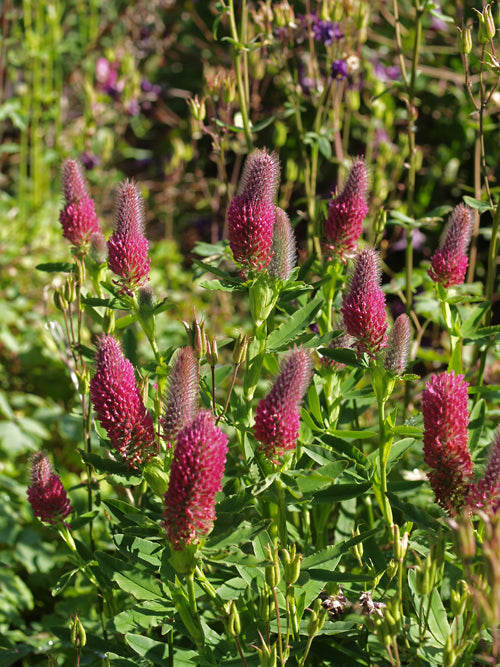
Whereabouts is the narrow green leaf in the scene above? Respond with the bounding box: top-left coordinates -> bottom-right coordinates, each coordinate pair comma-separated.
310,482 -> 372,504
36,262 -> 74,273
266,295 -> 324,350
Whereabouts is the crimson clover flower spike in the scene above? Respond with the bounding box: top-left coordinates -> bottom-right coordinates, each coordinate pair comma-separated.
161,347 -> 200,447
227,148 -> 280,274
254,347 -> 313,462
324,157 -> 369,262
89,335 -> 156,468
428,203 -> 474,288
422,371 -> 473,515
27,451 -> 73,525
268,207 -> 296,280
468,429 -> 500,513
163,411 -> 228,550
107,179 -> 151,294
340,247 -> 388,358
384,314 -> 412,376
59,158 -> 102,251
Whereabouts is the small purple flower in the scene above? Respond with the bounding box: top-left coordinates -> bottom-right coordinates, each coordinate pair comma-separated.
107,180 -> 151,294
162,347 -> 200,447
227,148 -> 280,274
90,335 -> 157,468
331,59 -> 348,80
341,248 -> 388,358
59,159 -> 101,252
428,203 -> 474,288
27,452 -> 72,525
254,348 -> 313,462
312,19 -> 343,45
422,371 -> 473,515
163,411 -> 228,549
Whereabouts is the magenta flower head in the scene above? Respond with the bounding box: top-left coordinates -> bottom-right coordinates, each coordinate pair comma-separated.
324,158 -> 369,262
107,180 -> 151,294
428,203 -> 474,288
163,411 -> 228,550
161,347 -> 199,446
384,314 -> 412,376
468,429 -> 500,513
341,247 -> 388,358
227,148 -> 280,274
90,335 -> 156,468
268,207 -> 296,280
59,158 -> 101,253
422,371 -> 473,515
27,451 -> 72,525
254,347 -> 313,462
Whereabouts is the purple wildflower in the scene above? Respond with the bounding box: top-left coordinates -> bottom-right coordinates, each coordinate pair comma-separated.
428,203 -> 474,288
27,452 -> 72,525
161,347 -> 200,446
107,180 -> 151,294
325,158 -> 369,261
163,411 -> 228,549
468,430 -> 500,513
254,348 -> 313,462
312,18 -> 343,45
331,59 -> 348,80
422,371 -> 473,515
59,159 -> 101,251
341,248 -> 388,358
227,148 -> 280,274
90,335 -> 156,468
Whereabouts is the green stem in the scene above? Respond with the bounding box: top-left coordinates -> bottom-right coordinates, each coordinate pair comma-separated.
227,0 -> 252,151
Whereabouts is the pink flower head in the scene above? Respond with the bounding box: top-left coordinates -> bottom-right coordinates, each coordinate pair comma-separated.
163,411 -> 228,549
27,451 -> 72,524
341,247 -> 388,358
254,347 -> 313,462
468,429 -> 500,512
227,148 -> 280,274
268,207 -> 296,280
428,203 -> 474,288
107,180 -> 151,294
324,158 -> 369,262
384,314 -> 412,376
161,347 -> 199,446
422,371 -> 473,515
90,335 -> 156,468
59,158 -> 101,251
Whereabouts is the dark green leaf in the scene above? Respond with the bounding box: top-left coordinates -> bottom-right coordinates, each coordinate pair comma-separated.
36,262 -> 74,273
266,295 -> 324,350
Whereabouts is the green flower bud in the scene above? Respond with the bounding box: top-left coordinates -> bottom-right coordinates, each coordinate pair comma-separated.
259,585 -> 274,622
227,599 -> 241,637
475,4 -> 496,44
232,332 -> 249,365
70,613 -> 86,648
63,278 -> 76,304
186,95 -> 206,122
457,26 -> 472,55
102,308 -> 115,334
53,288 -> 68,312
281,544 -> 302,585
206,335 -> 218,367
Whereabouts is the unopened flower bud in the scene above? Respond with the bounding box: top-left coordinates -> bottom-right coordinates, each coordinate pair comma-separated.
206,336 -> 218,367
227,599 -> 241,637
453,515 -> 477,559
63,279 -> 76,304
281,544 -> 302,585
193,317 -> 206,360
187,95 -> 206,122
265,544 -> 281,588
451,580 -> 469,617
70,613 -> 87,648
259,585 -> 274,622
307,598 -> 328,636
457,26 -> 472,55
392,524 -> 409,561
475,4 -> 496,43
54,289 -> 67,312
233,332 -> 249,365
